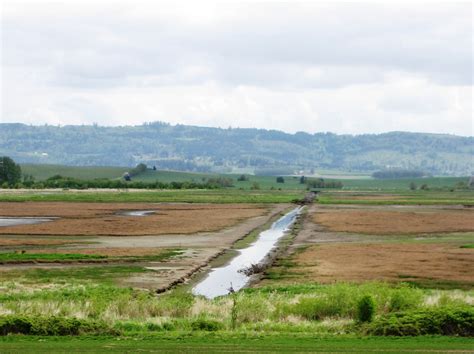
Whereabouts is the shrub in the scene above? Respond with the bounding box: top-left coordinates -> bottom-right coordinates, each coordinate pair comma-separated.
145,322 -> 162,331
237,174 -> 249,181
191,319 -> 223,331
0,315 -> 116,336
369,307 -> 474,336
357,295 -> 376,323
292,293 -> 354,320
388,287 -> 423,312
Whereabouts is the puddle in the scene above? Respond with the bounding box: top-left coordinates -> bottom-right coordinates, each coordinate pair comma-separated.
120,210 -> 156,216
0,217 -> 55,227
192,206 -> 302,299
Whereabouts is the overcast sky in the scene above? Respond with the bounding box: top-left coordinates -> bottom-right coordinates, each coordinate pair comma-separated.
1,1 -> 472,135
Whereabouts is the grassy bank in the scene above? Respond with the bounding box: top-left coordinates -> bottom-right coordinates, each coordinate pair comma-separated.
0,249 -> 181,264
0,189 -> 303,203
1,334 -> 473,353
1,263 -> 472,336
318,190 -> 474,205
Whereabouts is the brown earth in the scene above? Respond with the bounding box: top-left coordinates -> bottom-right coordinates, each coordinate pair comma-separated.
0,202 -> 267,236
292,243 -> 474,284
313,208 -> 474,235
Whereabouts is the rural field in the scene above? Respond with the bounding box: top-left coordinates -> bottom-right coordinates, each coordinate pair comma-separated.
2,1 -> 473,352
0,177 -> 473,352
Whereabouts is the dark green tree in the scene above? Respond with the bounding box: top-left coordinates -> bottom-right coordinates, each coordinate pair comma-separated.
276,176 -> 285,183
0,156 -> 22,185
357,295 -> 376,323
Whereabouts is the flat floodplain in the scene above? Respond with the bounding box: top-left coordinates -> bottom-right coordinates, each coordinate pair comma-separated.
0,202 -> 267,236
263,202 -> 474,289
1,189 -> 473,352
313,207 -> 474,234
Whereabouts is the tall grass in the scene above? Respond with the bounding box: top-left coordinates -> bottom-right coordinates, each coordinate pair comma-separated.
1,280 -> 471,334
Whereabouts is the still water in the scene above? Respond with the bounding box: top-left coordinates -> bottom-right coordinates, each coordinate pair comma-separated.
192,206 -> 302,298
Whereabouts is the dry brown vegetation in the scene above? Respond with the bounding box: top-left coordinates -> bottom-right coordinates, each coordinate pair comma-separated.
0,202 -> 267,236
313,208 -> 474,234
293,243 -> 474,284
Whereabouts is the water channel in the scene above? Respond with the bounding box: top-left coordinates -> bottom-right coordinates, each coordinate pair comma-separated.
192,206 -> 302,298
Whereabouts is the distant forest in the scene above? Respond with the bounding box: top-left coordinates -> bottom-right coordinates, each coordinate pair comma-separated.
1,122 -> 472,176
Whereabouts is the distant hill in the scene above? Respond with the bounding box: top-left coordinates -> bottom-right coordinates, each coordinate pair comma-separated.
1,122 -> 472,176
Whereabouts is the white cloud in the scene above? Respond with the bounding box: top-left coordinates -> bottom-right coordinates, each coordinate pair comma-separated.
1,1 -> 472,136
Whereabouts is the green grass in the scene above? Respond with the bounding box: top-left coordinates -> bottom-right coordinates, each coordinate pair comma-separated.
0,189 -> 303,203
460,244 -> 474,249
334,176 -> 470,190
0,249 -> 182,264
20,164 -> 470,191
318,190 -> 474,205
21,164 -> 128,181
129,170 -> 470,191
1,335 -> 472,353
0,265 -> 151,285
0,253 -> 106,262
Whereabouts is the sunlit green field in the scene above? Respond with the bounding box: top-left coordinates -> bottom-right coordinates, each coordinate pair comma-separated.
21,164 -> 128,181
2,335 -> 472,353
318,190 -> 474,205
19,163 -> 470,191
0,189 -> 303,203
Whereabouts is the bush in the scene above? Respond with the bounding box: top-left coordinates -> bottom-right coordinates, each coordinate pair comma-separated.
237,174 -> 249,181
0,315 -> 117,336
357,295 -> 376,323
191,319 -> 223,331
369,307 -> 474,336
276,176 -> 285,183
291,292 -> 355,320
388,287 -> 423,312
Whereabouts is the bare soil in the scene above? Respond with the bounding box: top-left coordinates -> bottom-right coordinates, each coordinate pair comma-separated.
0,202 -> 267,236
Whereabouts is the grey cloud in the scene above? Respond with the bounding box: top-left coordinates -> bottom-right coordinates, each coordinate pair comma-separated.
2,2 -> 471,90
